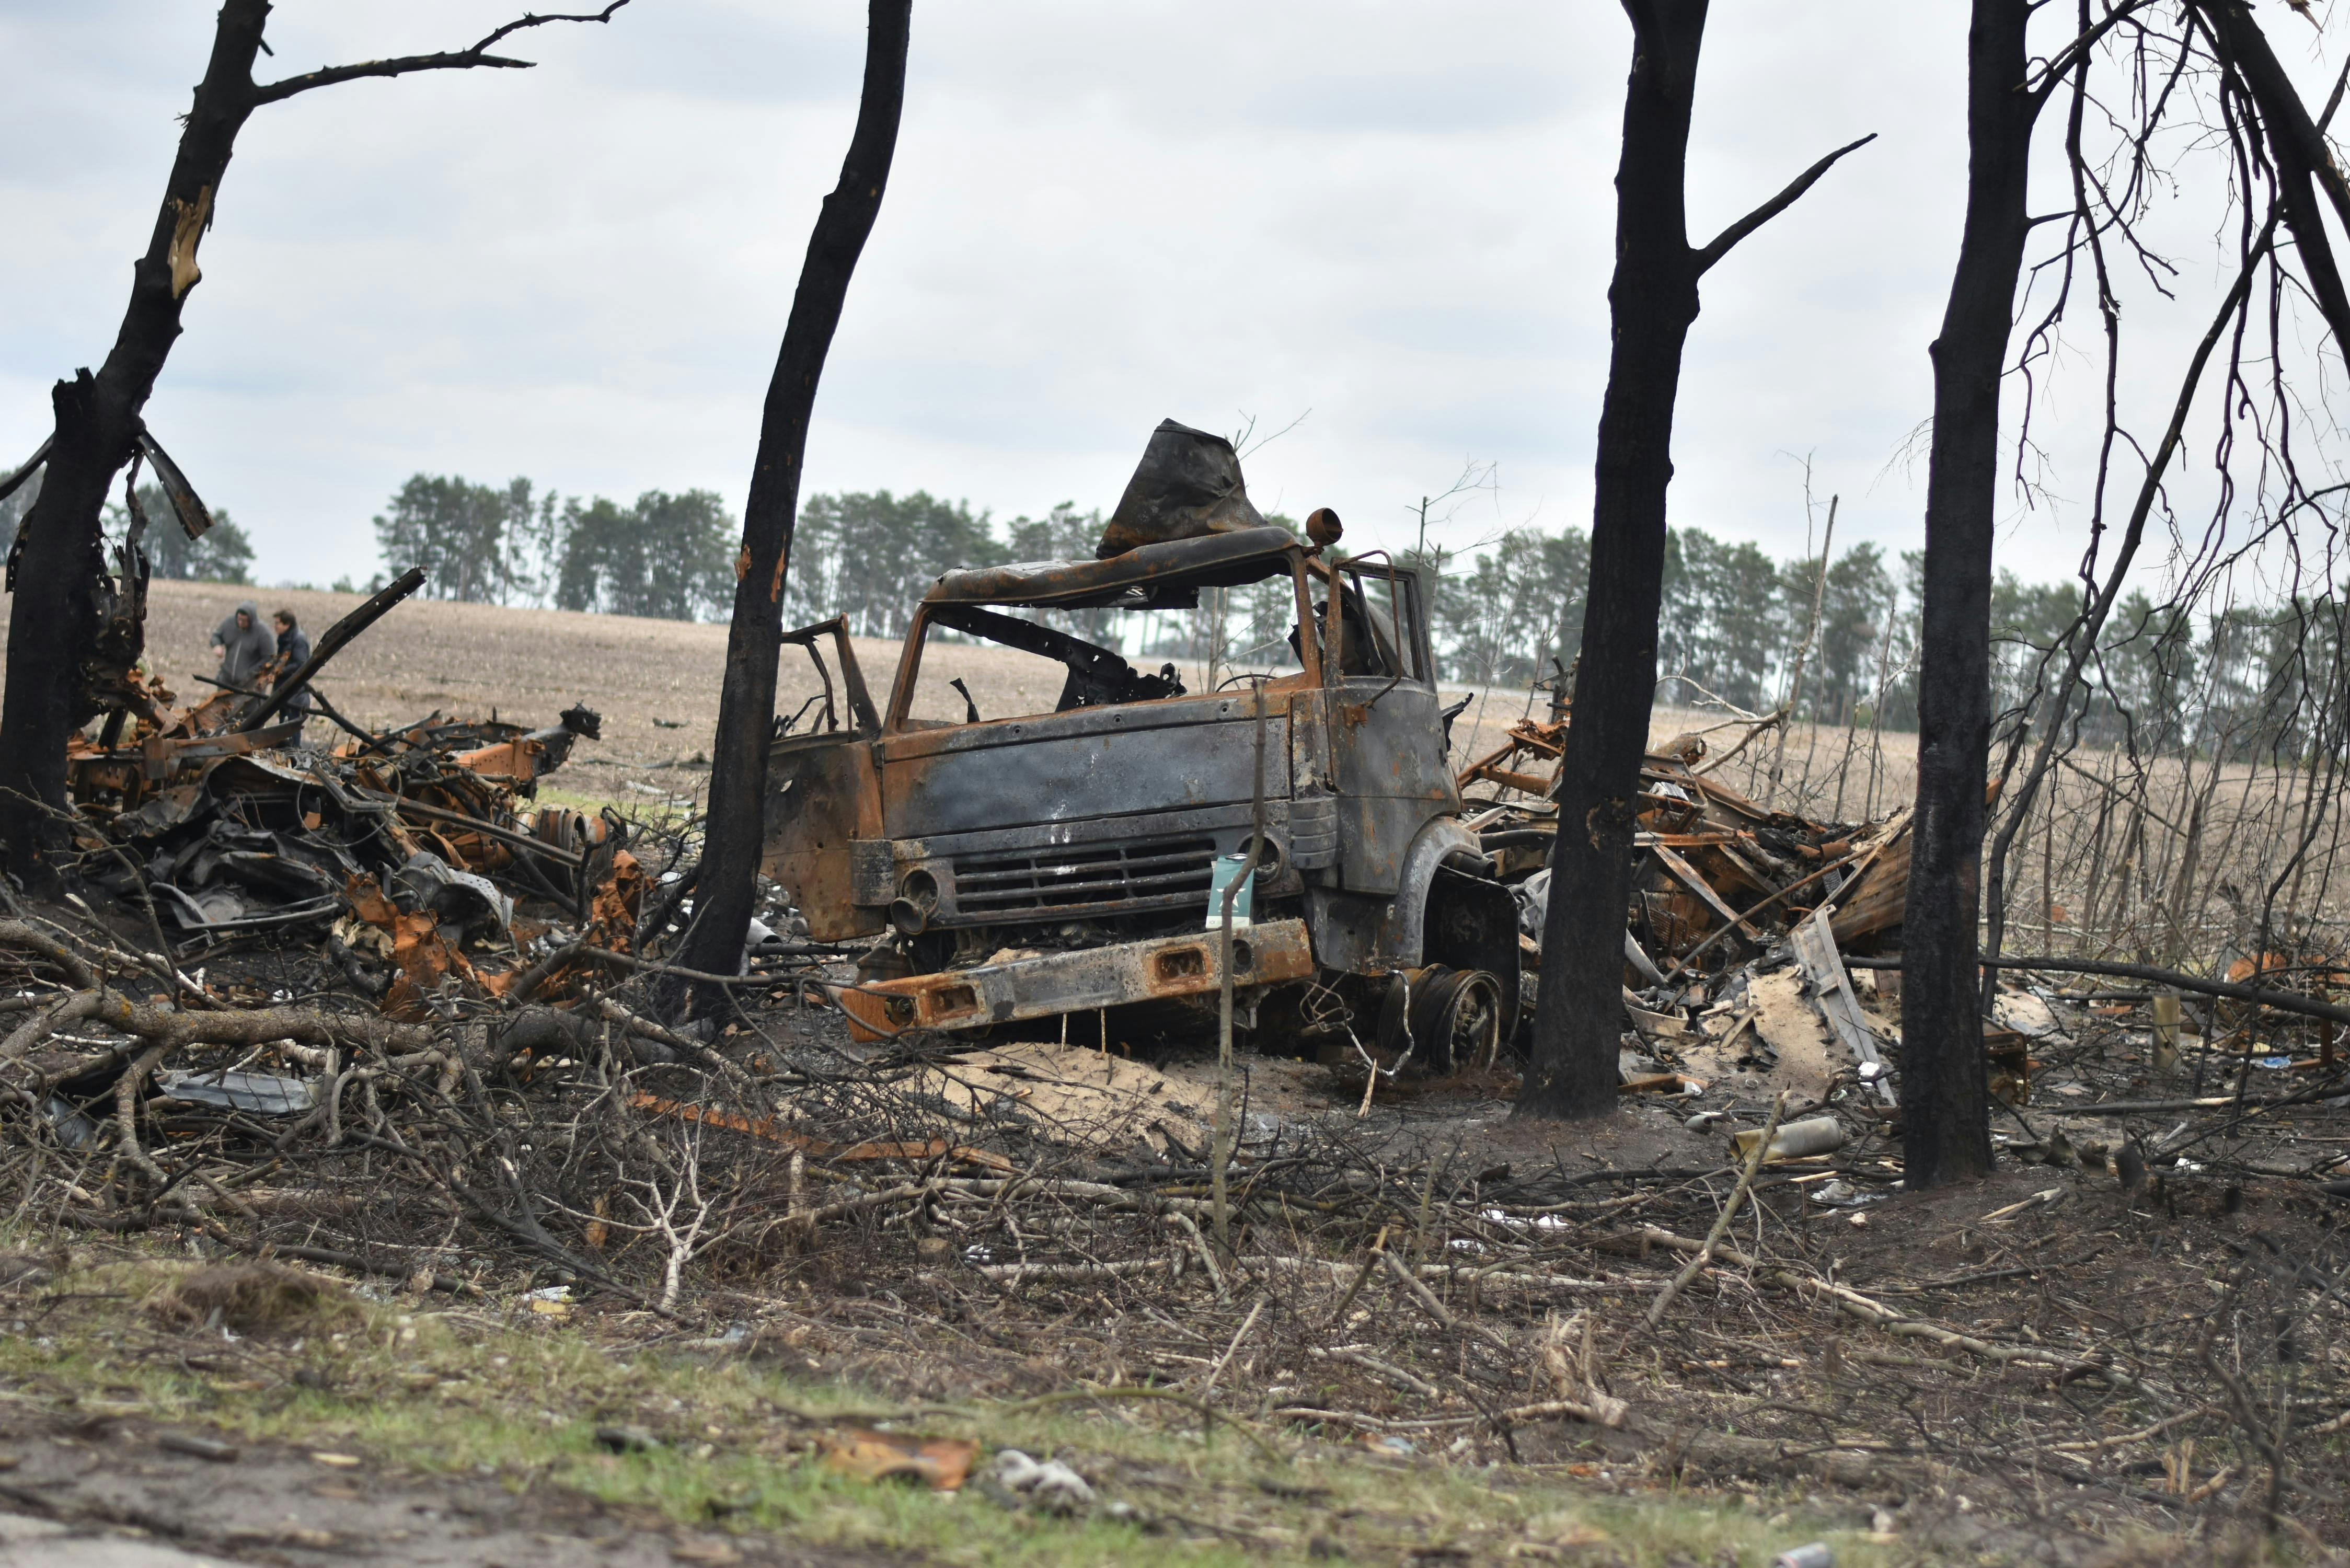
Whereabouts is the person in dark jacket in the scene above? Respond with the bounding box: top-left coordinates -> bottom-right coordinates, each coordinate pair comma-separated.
272,608 -> 314,737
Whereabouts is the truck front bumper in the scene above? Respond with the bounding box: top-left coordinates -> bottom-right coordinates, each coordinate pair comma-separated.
833,918 -> 1316,1041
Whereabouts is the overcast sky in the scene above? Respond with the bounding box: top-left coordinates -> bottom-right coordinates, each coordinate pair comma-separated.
3,2 -> 2342,595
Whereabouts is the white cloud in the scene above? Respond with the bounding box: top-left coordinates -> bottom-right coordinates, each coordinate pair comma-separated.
1,1 -> 2339,599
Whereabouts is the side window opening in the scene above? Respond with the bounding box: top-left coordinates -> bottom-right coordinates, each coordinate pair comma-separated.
1314,564 -> 1421,682
776,617 -> 879,738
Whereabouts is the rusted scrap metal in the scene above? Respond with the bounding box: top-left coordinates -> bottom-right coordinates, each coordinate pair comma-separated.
1095,418 -> 1270,557
61,575 -> 623,1017
1448,692 -> 1957,1105
1457,714 -> 1567,801
835,919 -> 1318,1041
1790,906 -> 1895,1105
84,709 -> 619,1017
1461,713 -> 1911,984
1827,815 -> 1912,948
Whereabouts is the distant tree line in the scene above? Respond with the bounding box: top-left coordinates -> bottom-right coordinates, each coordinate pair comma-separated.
368,474 -> 737,621
1414,522 -> 2311,753
354,471 -> 2333,757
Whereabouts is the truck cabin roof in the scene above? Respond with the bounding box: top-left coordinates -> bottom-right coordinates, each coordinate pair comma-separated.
922,526 -> 1305,612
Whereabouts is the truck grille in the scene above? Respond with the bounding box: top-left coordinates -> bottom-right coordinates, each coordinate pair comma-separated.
951,837 -> 1218,920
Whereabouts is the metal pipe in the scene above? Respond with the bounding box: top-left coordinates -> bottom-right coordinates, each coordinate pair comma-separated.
1211,678 -> 1270,1252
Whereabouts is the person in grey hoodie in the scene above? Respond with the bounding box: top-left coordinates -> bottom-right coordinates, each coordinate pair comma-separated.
211,602 -> 275,688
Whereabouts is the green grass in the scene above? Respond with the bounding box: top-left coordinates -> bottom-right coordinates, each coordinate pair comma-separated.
0,1249 -> 1917,1566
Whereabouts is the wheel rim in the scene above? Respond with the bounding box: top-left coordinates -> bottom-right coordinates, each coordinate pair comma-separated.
1374,965 -> 1504,1074
1422,968 -> 1503,1072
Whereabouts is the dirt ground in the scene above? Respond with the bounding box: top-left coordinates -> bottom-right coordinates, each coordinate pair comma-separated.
10,892 -> 2350,1564
0,1409 -> 894,1568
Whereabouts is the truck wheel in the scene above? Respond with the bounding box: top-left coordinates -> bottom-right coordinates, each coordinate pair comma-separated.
1374,964 -> 1505,1074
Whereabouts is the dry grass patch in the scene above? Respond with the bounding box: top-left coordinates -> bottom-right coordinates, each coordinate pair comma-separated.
145,1260 -> 359,1337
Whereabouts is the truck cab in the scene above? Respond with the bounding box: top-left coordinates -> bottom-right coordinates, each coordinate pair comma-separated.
763,524 -> 1518,1069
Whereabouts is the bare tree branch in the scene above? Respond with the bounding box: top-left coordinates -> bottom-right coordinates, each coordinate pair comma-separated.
252,2 -> 631,106
2026,0 -> 2156,109
1692,134 -> 1877,277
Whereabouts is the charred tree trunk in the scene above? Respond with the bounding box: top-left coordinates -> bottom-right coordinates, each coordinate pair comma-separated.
0,1 -> 268,882
1518,0 -> 1868,1119
1902,0 -> 2039,1186
678,0 -> 911,1003
1519,4 -> 1708,1121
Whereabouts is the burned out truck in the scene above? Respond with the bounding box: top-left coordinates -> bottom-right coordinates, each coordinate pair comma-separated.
760,422 -> 1521,1069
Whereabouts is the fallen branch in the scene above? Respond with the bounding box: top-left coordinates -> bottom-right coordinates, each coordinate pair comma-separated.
1379,1248 -> 1511,1353
1843,953 -> 2350,1030
1633,1226 -> 2168,1402
0,919 -> 98,990
627,1092 -> 1017,1173
2047,1405 -> 2219,1453
89,991 -> 434,1055
1274,1397 -> 1627,1435
1649,1091 -> 1782,1326
1,990 -> 101,1063
245,1241 -> 482,1297
1313,1343 -> 1439,1399
976,1257 -> 1176,1286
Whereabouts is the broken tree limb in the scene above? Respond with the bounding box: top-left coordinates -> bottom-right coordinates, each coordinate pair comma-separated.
0,919 -> 99,990
1274,1397 -> 1628,1436
0,990 -> 101,1062
976,1257 -> 1174,1287
3,987 -> 432,1066
1633,1225 -> 2169,1402
1199,1296 -> 1263,1392
1843,953 -> 2350,1030
1648,1092 -> 1783,1327
1315,1343 -> 1439,1399
2036,1092 -> 2331,1116
240,1240 -> 481,1297
592,996 -> 757,1085
250,3 -> 634,104
1004,1387 -> 1283,1464
238,566 -> 425,731
1379,1247 -> 1511,1353
135,428 -> 214,541
98,992 -> 435,1054
0,434 -> 52,508
1692,133 -> 1879,274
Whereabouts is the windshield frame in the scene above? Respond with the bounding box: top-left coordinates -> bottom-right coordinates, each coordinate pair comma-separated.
883,554 -> 1323,732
